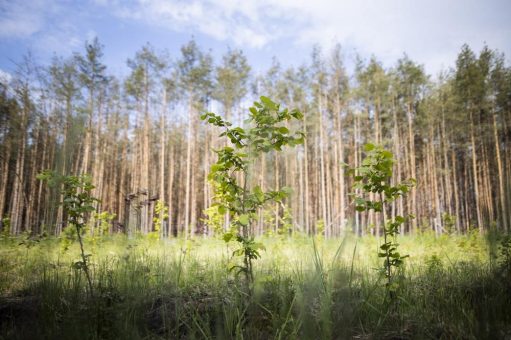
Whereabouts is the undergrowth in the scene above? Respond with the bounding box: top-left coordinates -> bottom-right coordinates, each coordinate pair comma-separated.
1,232 -> 510,339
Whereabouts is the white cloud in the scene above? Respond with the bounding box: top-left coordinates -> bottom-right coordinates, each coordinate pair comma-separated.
0,0 -> 52,38
0,0 -> 92,58
101,0 -> 511,74
34,29 -> 83,56
2,0 -> 509,75
0,69 -> 12,84
108,0 -> 301,48
272,0 -> 511,74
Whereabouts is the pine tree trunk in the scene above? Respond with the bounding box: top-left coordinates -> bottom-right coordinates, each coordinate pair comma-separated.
303,118 -> 310,235
81,90 -> 94,176
318,92 -> 328,237
407,103 -> 417,233
159,89 -> 166,236
184,98 -> 193,238
168,142 -> 175,236
0,142 -> 11,223
469,112 -> 483,230
493,114 -> 507,230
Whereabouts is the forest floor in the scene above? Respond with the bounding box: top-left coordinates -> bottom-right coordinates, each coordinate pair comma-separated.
1,231 -> 511,339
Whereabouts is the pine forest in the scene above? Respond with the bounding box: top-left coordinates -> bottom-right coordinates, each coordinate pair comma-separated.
2,40 -> 510,238
2,14 -> 511,339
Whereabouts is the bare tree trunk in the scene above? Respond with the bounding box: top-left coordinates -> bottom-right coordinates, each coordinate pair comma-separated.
10,137 -> 25,234
303,118 -> 310,235
493,114 -> 507,230
159,89 -> 166,236
81,91 -> 94,176
184,98 -> 193,238
407,103 -> 417,233
10,99 -> 29,234
168,142 -> 175,237
469,112 -> 483,230
452,150 -> 461,232
335,97 -> 346,234
481,145 -> 494,224
190,150 -> 197,237
318,92 -> 328,236
430,126 -> 442,234
24,123 -> 41,231
392,100 -> 404,233
0,142 -> 11,223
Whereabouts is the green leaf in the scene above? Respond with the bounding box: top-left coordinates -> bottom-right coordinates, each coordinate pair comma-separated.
364,143 -> 375,152
380,243 -> 391,250
277,126 -> 289,134
290,109 -> 303,120
238,214 -> 249,226
233,248 -> 244,257
395,215 -> 405,224
260,96 -> 277,110
382,150 -> 393,159
222,232 -> 234,243
253,186 -> 264,203
211,164 -> 223,172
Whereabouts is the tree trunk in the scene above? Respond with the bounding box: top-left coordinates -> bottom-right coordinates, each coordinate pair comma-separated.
184,98 -> 193,238
493,114 -> 507,230
407,103 -> 417,233
469,111 -> 483,230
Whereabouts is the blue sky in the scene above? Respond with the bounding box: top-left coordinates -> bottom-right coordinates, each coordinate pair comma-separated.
1,0 -> 510,79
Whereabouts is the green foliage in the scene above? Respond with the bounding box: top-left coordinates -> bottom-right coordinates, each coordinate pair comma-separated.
1,216 -> 10,236
125,43 -> 166,102
95,211 -> 115,237
202,96 -> 304,284
60,224 -> 77,252
149,200 -> 168,241
75,37 -> 108,93
38,170 -> 98,296
315,219 -> 325,241
203,205 -> 225,236
178,39 -> 213,104
85,211 -> 116,252
280,205 -> 293,235
213,48 -> 250,110
425,253 -> 443,273
347,143 -> 415,295
0,233 -> 507,339
442,212 -> 457,235
261,208 -> 276,237
498,234 -> 511,271
17,231 -> 45,250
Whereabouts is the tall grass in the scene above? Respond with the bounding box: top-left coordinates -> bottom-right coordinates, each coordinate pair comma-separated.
1,231 -> 510,339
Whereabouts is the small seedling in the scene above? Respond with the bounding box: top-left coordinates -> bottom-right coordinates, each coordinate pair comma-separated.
347,143 -> 415,295
38,171 -> 98,297
150,200 -> 168,240
202,96 -> 304,286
